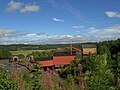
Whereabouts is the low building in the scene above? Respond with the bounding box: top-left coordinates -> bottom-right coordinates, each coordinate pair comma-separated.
35,44 -> 97,70
82,44 -> 97,56
37,52 -> 77,70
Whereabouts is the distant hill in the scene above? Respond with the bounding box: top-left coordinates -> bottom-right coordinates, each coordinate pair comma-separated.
0,38 -> 119,51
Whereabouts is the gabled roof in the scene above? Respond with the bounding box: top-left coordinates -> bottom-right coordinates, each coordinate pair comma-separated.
82,44 -> 97,48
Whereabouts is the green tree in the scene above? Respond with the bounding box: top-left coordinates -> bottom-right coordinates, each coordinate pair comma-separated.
59,60 -> 79,79
0,50 -> 12,59
17,54 -> 25,59
28,51 -> 43,59
84,54 -> 116,90
98,45 -> 111,59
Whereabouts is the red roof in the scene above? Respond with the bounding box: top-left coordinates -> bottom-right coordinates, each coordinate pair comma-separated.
53,56 -> 75,65
39,60 -> 53,67
37,56 -> 76,67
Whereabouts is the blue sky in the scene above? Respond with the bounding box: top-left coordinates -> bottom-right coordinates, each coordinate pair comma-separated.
0,0 -> 120,44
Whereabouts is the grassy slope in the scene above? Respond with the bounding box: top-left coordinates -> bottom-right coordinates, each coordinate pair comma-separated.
10,50 -> 47,56
10,48 -> 63,56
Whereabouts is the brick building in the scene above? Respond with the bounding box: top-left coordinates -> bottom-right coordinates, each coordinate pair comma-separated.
36,44 -> 97,70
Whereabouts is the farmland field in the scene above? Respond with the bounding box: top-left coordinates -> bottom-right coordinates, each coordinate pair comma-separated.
10,49 -> 54,56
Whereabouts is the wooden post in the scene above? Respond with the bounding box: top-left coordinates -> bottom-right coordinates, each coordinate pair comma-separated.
70,44 -> 72,55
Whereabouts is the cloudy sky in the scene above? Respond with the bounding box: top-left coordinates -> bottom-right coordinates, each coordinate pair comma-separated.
0,0 -> 120,44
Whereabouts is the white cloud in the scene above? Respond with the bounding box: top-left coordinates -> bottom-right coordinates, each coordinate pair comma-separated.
20,5 -> 40,13
52,18 -> 64,22
72,25 -> 84,29
89,27 -> 100,34
0,30 -> 86,44
103,25 -> 120,34
0,29 -> 16,36
25,33 -> 36,37
6,1 -> 40,13
0,31 -> 119,44
105,11 -> 120,18
6,1 -> 23,11
0,25 -> 120,44
89,25 -> 120,37
52,35 -> 85,43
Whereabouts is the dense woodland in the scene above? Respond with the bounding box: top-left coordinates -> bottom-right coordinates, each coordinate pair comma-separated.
0,38 -> 120,90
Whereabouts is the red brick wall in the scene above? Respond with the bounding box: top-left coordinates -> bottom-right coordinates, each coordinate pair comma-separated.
53,56 -> 75,65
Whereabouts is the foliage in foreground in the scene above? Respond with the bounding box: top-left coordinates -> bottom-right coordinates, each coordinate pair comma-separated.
0,68 -> 18,90
81,54 -> 117,90
0,70 -> 80,90
0,60 -> 80,90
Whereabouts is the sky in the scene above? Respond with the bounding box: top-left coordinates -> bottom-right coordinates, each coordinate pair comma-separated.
0,0 -> 120,44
